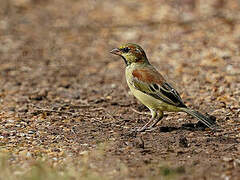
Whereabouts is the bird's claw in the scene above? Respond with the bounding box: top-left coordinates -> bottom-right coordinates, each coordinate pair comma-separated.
145,126 -> 159,132
135,126 -> 159,132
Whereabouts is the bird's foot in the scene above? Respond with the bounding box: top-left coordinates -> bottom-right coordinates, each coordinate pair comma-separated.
128,126 -> 146,133
145,126 -> 159,132
136,126 -> 159,132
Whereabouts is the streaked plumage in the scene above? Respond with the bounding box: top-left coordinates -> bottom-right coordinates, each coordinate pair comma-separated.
110,43 -> 218,131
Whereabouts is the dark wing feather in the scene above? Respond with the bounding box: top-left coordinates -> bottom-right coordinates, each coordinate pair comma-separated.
159,82 -> 187,108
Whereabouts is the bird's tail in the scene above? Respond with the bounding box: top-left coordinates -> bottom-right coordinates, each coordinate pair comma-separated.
181,108 -> 218,130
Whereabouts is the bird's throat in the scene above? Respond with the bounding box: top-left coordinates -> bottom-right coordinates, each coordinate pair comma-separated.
121,56 -> 130,66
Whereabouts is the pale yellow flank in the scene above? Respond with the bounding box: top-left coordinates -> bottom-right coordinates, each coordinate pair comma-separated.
126,64 -> 181,112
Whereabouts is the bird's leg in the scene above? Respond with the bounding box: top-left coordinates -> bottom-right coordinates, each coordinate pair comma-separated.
131,108 -> 151,116
138,109 -> 157,132
148,111 -> 164,129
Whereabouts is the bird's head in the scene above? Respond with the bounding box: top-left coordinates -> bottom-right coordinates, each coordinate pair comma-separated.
110,43 -> 149,66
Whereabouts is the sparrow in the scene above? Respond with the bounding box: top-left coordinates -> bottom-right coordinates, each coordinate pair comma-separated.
110,43 -> 218,132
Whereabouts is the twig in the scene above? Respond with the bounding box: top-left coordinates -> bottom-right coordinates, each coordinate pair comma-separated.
69,105 -> 93,109
88,107 -> 105,112
34,108 -> 85,116
223,144 -> 237,151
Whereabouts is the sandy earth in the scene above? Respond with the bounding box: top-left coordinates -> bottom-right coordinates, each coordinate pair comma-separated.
0,0 -> 240,179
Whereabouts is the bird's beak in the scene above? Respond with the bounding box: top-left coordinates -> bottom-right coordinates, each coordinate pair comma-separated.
110,48 -> 121,55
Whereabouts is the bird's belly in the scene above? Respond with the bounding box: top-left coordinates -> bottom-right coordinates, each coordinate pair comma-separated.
128,83 -> 180,112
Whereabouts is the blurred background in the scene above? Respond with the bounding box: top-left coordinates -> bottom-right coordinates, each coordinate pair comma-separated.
0,0 -> 239,114
0,0 -> 240,179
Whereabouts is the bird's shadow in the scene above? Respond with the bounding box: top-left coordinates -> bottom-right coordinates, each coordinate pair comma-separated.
125,114 -> 218,137
125,122 -> 211,138
152,113 -> 218,133
158,122 -> 208,133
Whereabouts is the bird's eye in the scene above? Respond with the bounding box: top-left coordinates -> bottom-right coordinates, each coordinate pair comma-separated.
121,47 -> 130,53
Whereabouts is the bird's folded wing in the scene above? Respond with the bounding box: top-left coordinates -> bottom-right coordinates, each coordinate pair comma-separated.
132,67 -> 187,108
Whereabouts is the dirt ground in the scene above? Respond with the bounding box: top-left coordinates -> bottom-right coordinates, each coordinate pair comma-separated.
0,0 -> 240,179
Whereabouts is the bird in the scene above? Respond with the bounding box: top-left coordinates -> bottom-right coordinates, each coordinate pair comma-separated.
110,43 -> 218,132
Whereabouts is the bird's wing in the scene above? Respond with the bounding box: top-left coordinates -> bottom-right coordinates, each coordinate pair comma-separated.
131,66 -> 187,108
